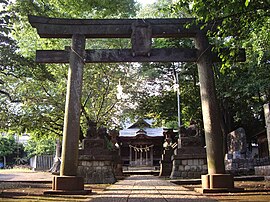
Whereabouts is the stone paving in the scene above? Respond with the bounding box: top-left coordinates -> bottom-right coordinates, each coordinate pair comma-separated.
89,175 -> 217,202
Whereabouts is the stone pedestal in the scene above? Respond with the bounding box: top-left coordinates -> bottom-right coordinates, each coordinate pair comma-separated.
44,176 -> 90,195
159,148 -> 173,177
78,155 -> 116,184
170,147 -> 207,179
78,138 -> 116,184
52,176 -> 84,190
202,174 -> 234,189
195,173 -> 243,193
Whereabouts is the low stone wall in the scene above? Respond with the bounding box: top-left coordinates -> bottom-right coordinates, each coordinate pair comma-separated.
255,165 -> 270,176
77,155 -> 116,184
225,157 -> 270,175
171,158 -> 208,179
170,147 -> 207,179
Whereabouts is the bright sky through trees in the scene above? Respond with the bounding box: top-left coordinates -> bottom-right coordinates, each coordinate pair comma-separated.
137,0 -> 157,6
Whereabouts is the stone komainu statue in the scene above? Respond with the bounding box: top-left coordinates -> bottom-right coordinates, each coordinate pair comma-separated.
179,122 -> 202,147
86,120 -> 97,139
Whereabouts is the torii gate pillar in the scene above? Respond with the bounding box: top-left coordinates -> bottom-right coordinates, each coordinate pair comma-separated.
47,34 -> 89,194
195,32 -> 234,192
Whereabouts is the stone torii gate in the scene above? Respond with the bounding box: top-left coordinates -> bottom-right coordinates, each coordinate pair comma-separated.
29,16 -> 245,193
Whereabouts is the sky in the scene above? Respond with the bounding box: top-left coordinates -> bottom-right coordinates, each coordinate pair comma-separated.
137,0 -> 157,6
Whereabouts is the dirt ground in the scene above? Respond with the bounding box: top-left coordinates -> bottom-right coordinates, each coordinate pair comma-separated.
0,169 -> 108,201
185,181 -> 270,202
1,169 -> 270,201
0,182 -> 108,201
1,180 -> 270,202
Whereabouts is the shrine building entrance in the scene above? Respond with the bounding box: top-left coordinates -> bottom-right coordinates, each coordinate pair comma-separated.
129,144 -> 154,167
118,119 -> 164,168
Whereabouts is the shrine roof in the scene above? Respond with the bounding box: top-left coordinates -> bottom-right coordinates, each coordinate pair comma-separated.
119,128 -> 163,137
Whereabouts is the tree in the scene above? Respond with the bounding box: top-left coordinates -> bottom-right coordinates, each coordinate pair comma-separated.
169,0 -> 270,140
24,135 -> 56,158
5,0 -> 268,148
0,135 -> 19,167
0,0 -> 54,135
126,61 -> 202,128
118,0 -> 202,128
132,0 -> 269,143
1,0 -> 139,140
81,63 -> 139,130
0,1 -> 139,172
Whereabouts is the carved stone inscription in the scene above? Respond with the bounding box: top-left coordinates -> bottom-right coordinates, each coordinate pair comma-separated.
131,21 -> 152,57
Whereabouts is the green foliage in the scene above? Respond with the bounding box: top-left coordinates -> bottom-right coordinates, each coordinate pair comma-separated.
132,0 -> 269,139
135,90 -> 177,124
0,135 -> 17,157
1,0 -> 268,145
0,0 -> 139,141
163,120 -> 178,130
24,135 -> 56,158
0,134 -> 26,166
125,61 -> 201,127
10,0 -> 137,18
169,0 -> 270,137
0,0 -> 57,136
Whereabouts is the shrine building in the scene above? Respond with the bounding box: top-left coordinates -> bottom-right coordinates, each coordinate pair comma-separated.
118,119 -> 164,169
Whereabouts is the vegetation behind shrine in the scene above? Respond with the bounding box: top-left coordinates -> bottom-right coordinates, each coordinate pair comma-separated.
0,0 -> 269,161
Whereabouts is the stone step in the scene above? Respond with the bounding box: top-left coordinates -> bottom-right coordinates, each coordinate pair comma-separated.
127,166 -> 157,171
123,170 -> 160,176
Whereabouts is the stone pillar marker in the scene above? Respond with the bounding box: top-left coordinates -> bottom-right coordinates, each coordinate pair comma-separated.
264,103 -> 270,155
49,34 -> 88,193
194,32 -> 234,191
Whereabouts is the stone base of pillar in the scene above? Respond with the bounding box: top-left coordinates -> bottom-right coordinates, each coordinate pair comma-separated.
44,176 -> 91,195
195,174 -> 244,193
202,174 -> 234,189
